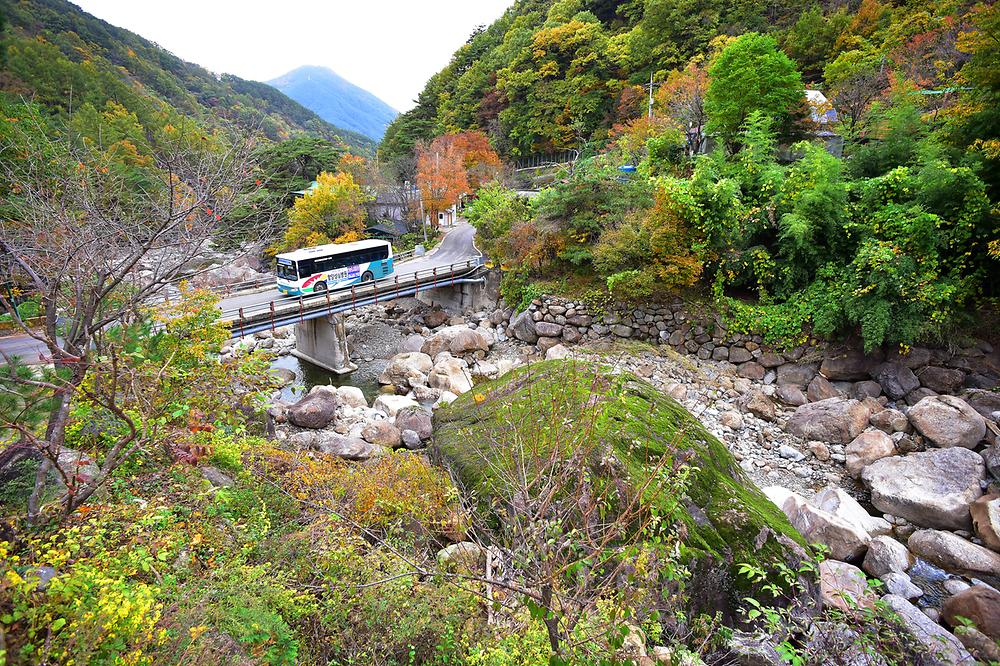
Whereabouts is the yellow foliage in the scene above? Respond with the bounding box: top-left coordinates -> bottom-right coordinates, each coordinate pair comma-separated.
279,171 -> 369,252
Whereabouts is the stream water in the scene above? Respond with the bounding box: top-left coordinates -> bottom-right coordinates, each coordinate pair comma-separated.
270,354 -> 383,404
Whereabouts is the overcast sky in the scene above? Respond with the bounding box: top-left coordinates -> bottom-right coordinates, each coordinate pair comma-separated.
73,0 -> 513,112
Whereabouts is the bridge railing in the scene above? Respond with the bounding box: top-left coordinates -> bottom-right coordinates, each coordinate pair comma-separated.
221,257 -> 486,337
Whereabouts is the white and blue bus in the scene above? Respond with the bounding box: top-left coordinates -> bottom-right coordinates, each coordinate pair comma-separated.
275,239 -> 394,296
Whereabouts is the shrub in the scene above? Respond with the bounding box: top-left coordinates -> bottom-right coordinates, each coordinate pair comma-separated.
606,270 -> 655,303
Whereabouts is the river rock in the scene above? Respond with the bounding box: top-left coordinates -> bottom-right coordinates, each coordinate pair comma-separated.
336,386 -> 368,409
534,321 -> 564,338
869,408 -> 909,434
845,430 -> 896,478
819,560 -> 875,612
423,309 -> 449,328
813,486 -> 891,537
421,325 -> 489,358
787,397 -> 873,444
917,366 -> 965,394
873,362 -> 920,401
961,388 -> 1000,420
428,357 -> 474,395
942,585 -> 1000,642
862,535 -> 913,577
907,529 -> 1000,577
907,395 -> 987,449
313,433 -> 378,461
777,362 -> 818,388
776,384 -> 808,407
379,352 -> 433,388
361,420 -> 402,448
741,390 -> 777,421
373,394 -> 420,417
437,542 -> 485,572
807,375 -> 841,402
770,489 -> 870,561
862,447 -> 985,530
287,391 -> 340,429
881,594 -> 973,666
970,494 -> 1000,551
395,406 -> 433,441
509,311 -> 538,344
852,380 -> 883,400
821,352 -> 875,381
398,334 -> 427,353
545,344 -> 571,360
883,572 -> 923,599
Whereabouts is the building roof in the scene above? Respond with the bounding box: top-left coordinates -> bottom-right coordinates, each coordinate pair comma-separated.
275,238 -> 390,262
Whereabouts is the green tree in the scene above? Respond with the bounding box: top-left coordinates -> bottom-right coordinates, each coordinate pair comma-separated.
705,33 -> 805,146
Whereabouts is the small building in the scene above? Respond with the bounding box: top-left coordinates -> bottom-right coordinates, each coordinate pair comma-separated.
365,219 -> 410,240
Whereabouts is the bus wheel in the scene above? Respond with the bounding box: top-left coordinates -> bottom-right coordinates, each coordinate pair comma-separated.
361,271 -> 374,282
313,281 -> 327,293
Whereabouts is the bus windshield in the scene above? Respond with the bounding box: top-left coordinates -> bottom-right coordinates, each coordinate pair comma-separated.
276,260 -> 297,280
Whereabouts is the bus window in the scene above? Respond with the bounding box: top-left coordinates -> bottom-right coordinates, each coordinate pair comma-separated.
276,260 -> 297,280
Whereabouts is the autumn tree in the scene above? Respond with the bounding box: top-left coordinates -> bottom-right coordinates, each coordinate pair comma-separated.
416,137 -> 467,230
279,170 -> 369,251
0,101 -> 271,521
656,57 -> 710,154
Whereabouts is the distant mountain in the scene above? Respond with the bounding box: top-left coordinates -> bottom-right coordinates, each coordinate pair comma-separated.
269,66 -> 398,142
0,0 -> 375,153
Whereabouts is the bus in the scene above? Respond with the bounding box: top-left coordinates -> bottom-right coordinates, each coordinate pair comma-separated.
275,239 -> 394,296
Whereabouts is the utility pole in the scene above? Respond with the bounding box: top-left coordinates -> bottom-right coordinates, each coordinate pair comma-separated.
648,71 -> 654,119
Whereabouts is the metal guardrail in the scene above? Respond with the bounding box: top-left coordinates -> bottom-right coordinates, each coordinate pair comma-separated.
221,257 -> 486,338
168,251 -> 422,301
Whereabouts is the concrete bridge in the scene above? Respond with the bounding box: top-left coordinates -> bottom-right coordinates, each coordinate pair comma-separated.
0,221 -> 487,374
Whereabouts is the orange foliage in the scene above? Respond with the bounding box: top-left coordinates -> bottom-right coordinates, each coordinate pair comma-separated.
416,131 -> 501,226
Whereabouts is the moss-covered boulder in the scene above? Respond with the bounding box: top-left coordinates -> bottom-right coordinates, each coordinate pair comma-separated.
433,359 -> 811,620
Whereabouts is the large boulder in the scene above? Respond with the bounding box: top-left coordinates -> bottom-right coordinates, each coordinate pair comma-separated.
287,390 -> 340,429
812,486 -> 891,537
806,375 -> 841,402
970,494 -> 1000,551
372,394 -> 420,417
820,351 -> 876,381
394,406 -> 433,441
313,433 -> 378,461
917,366 -> 965,394
508,311 -> 538,344
428,358 -> 474,395
862,535 -> 913,577
769,489 -> 870,561
872,362 -> 920,401
787,398 -> 874,444
336,386 -> 368,409
881,594 -> 973,666
434,360 -> 811,621
379,352 -> 433,388
845,430 -> 896,479
861,447 -> 985,530
361,420 -> 402,448
961,388 -> 1000,420
421,326 -> 489,358
907,529 -> 1000,577
907,395 -> 987,449
942,585 -> 1000,642
777,362 -> 818,388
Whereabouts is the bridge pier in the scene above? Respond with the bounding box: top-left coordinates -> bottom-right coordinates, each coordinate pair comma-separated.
291,313 -> 358,375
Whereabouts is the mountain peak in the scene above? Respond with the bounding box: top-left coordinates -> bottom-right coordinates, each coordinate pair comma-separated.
268,66 -> 398,142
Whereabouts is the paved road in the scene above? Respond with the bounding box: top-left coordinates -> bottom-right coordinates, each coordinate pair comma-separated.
0,221 -> 481,364
0,332 -> 47,364
217,219 -> 479,313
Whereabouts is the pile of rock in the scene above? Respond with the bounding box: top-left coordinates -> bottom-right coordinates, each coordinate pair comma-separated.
269,382 -> 437,460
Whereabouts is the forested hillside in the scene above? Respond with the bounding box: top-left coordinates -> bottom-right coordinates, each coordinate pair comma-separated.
389,0 -> 999,353
0,0 -> 374,152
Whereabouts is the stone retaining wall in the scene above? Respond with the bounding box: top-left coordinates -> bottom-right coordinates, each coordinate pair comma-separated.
505,294 -> 1000,411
